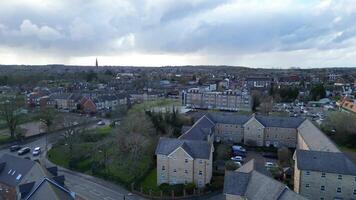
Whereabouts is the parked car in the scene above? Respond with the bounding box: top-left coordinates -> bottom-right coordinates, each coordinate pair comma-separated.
262,152 -> 278,159
32,147 -> 41,156
233,151 -> 246,158
18,147 -> 31,155
265,161 -> 275,168
232,145 -> 246,152
231,156 -> 243,162
97,121 -> 105,126
9,145 -> 22,152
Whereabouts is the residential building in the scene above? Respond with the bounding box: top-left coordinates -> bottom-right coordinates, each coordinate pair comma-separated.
294,150 -> 356,200
337,96 -> 356,113
155,138 -> 213,188
182,88 -> 252,112
0,154 -> 76,200
244,77 -> 273,89
155,115 -> 215,188
224,159 -> 306,200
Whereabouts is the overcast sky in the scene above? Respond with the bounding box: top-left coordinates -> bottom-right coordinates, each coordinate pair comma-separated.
0,0 -> 356,68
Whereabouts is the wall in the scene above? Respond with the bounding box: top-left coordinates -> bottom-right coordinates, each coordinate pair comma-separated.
264,127 -> 297,148
243,118 -> 264,146
299,170 -> 356,200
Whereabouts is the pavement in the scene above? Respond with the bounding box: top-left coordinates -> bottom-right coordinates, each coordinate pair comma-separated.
0,118 -> 147,200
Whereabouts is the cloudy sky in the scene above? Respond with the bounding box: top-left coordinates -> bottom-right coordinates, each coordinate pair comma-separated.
0,0 -> 356,67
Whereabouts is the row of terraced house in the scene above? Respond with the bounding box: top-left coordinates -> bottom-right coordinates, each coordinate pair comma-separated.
155,112 -> 356,200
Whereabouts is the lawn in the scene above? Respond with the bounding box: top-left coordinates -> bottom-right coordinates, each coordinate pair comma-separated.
47,145 -> 70,168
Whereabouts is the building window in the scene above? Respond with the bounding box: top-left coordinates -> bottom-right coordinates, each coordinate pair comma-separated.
337,187 -> 341,193
320,198 -> 324,200
353,189 -> 356,195
199,160 -> 203,164
306,171 -> 310,175
162,166 -> 165,171
321,186 -> 325,191
321,172 -> 325,178
185,170 -> 188,174
338,175 -> 342,180
305,184 -> 310,188
185,159 -> 188,163
173,169 -> 177,173
199,171 -> 202,176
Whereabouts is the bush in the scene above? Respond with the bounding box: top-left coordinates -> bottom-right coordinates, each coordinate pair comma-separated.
225,160 -> 239,171
184,183 -> 196,194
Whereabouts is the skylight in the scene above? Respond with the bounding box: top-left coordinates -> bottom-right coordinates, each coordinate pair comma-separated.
16,174 -> 22,181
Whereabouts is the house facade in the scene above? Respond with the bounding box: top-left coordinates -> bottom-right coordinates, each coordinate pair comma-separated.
155,139 -> 213,188
182,88 -> 252,112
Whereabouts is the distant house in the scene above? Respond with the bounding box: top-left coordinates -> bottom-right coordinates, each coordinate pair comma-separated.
130,91 -> 163,102
337,96 -> 356,113
80,97 -> 97,114
49,93 -> 82,111
244,77 -> 273,89
182,88 -> 252,112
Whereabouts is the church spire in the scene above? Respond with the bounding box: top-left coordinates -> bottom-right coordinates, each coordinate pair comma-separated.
95,58 -> 98,68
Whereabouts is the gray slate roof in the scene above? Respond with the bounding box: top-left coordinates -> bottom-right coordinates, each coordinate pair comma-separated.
296,149 -> 356,175
155,137 -> 211,159
0,154 -> 35,186
224,169 -> 306,200
179,115 -> 215,141
191,112 -> 250,125
24,178 -> 75,200
297,119 -> 340,152
255,115 -> 305,128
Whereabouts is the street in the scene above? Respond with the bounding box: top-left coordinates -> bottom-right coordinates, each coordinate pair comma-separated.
0,119 -> 145,200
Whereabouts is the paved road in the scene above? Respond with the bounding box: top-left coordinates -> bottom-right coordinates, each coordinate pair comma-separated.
0,119 -> 146,200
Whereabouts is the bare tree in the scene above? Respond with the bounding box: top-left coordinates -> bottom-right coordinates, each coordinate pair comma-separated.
0,97 -> 23,138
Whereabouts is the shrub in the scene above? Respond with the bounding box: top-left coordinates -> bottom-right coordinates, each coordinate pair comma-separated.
184,183 -> 196,194
225,160 -> 239,171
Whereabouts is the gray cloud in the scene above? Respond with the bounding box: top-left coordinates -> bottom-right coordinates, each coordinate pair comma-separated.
1,0 -> 356,67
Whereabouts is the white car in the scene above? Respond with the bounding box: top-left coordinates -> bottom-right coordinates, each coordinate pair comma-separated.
265,161 -> 275,168
231,156 -> 243,162
97,121 -> 105,126
32,147 -> 41,156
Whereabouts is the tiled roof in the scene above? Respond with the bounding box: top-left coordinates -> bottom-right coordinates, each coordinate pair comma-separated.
296,149 -> 356,175
155,137 -> 211,159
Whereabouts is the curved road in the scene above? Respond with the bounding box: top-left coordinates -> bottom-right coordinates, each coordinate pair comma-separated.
0,121 -> 145,200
